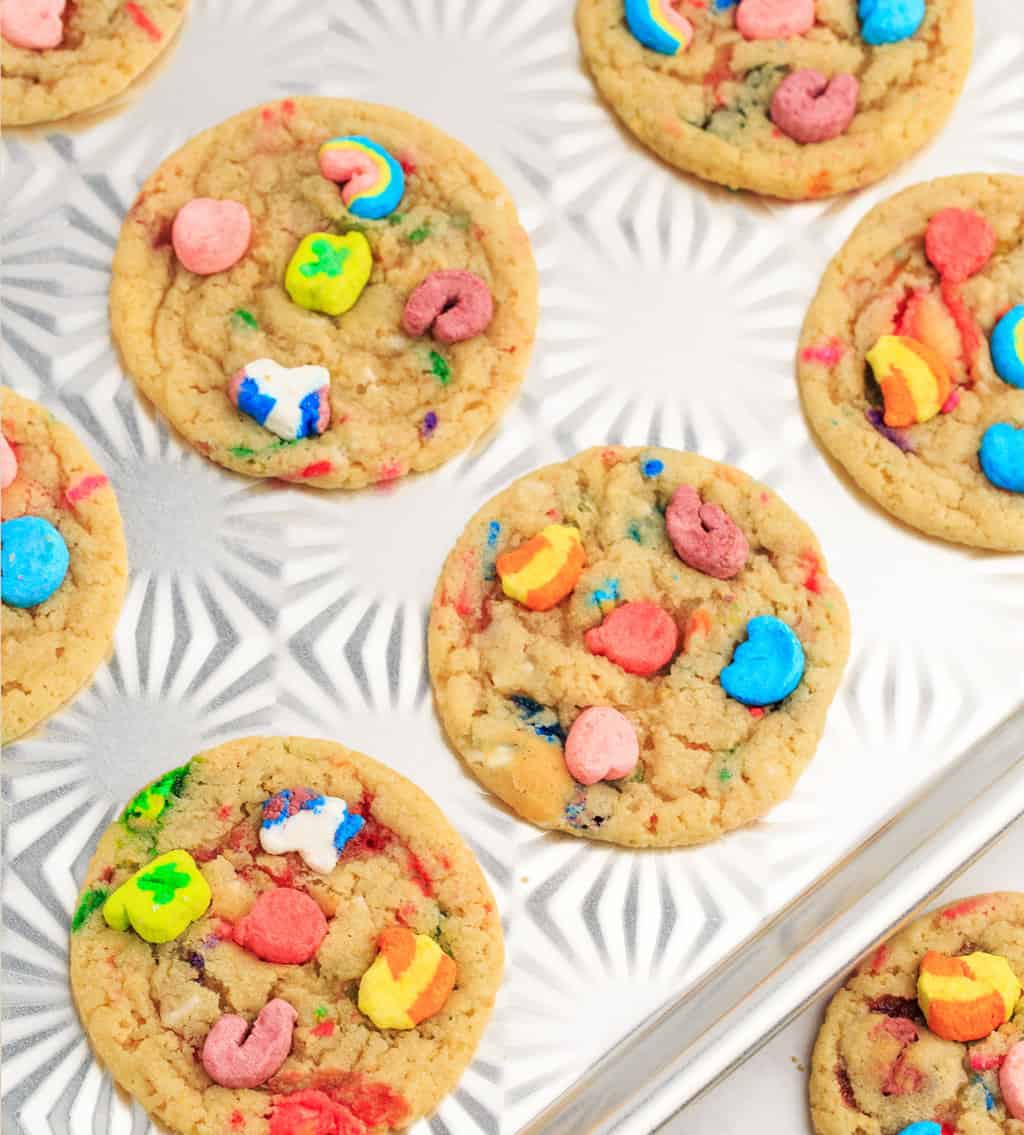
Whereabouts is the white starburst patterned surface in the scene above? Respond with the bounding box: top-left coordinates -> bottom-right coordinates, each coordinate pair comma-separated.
3,2 -> 1024,1134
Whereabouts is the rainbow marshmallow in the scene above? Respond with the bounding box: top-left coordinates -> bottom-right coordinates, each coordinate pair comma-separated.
917,950 -> 1021,1042
991,304 -> 1024,389
358,928 -> 457,1030
624,0 -> 694,55
866,335 -> 953,428
318,136 -> 405,220
496,524 -> 586,612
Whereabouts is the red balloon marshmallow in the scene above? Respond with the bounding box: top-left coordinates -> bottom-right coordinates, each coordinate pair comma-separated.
584,602 -> 678,676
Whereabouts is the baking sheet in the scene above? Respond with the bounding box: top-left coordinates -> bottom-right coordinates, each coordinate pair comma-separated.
3,2 -> 1024,1134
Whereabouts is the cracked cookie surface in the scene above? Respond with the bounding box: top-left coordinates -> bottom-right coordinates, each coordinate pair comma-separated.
110,97 -> 538,490
427,447 -> 850,848
2,0 -> 187,127
798,174 -> 1024,550
575,0 -> 973,200
69,736 -> 503,1135
2,387 -> 127,743
810,892 -> 1024,1135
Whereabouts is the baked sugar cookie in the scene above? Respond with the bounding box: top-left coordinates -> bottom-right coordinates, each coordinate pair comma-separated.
799,174 -> 1024,549
428,447 -> 850,848
810,892 -> 1024,1135
111,97 -> 538,490
1,0 -> 188,127
2,387 -> 127,743
575,0 -> 973,200
70,736 -> 503,1135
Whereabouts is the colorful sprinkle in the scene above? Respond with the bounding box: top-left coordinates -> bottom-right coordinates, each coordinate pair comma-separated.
71,887 -> 108,932
641,458 -> 664,478
232,308 -> 259,331
314,1006 -> 328,1021
407,222 -> 432,244
428,350 -> 451,385
421,410 -> 438,437
482,520 -> 501,580
230,445 -> 256,459
64,473 -> 108,505
510,695 -> 566,744
124,2 -> 162,41
589,578 -> 620,608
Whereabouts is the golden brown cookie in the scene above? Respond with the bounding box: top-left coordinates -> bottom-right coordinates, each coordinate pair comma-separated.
798,174 -> 1024,550
69,736 -> 504,1135
2,0 -> 188,127
810,892 -> 1024,1135
428,446 -> 850,848
110,97 -> 539,490
2,387 -> 128,743
575,0 -> 973,200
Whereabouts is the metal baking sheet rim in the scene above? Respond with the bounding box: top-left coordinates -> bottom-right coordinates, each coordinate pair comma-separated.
2,3 -> 1024,1135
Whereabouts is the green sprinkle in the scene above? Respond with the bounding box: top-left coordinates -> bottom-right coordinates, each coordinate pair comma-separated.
231,308 -> 258,331
314,1006 -> 328,1021
718,768 -> 733,783
72,888 -> 108,932
429,350 -> 451,385
387,213 -> 405,227
407,222 -> 431,244
230,445 -> 256,459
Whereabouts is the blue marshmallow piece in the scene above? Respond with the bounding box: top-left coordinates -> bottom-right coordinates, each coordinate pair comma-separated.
721,615 -> 806,707
896,1124 -> 942,1135
980,423 -> 1024,494
991,304 -> 1024,388
2,516 -> 70,609
859,0 -> 925,44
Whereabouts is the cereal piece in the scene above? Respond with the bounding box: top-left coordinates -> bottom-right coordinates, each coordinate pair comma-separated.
102,850 -> 211,944
623,0 -> 693,55
991,305 -> 1024,389
0,433 -> 16,489
896,1125 -> 942,1135
259,789 -> 364,874
865,335 -> 952,428
401,270 -> 494,345
1000,1041 -> 1024,1121
1,515 -> 69,608
665,484 -> 748,579
564,707 -> 639,785
720,615 -> 805,706
917,950 -> 1021,1042
318,135 -> 406,220
925,208 -> 996,283
229,359 -> 331,441
269,1091 -> 364,1135
122,764 -> 190,831
358,928 -> 457,1030
170,198 -> 251,276
736,0 -> 814,41
201,999 -> 297,1089
979,424 -> 1024,494
0,0 -> 65,49
584,601 -> 679,676
496,524 -> 586,611
233,888 -> 328,965
770,71 -> 859,145
858,0 -> 925,45
284,232 -> 372,316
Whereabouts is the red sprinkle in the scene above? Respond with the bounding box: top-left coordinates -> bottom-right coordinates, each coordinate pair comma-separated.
311,1020 -> 336,1038
941,896 -> 987,920
970,1053 -> 1005,1071
869,945 -> 889,975
941,389 -> 961,414
282,99 -> 296,115
647,813 -> 659,832
748,706 -> 765,720
65,474 -> 109,506
807,170 -> 832,198
376,461 -> 402,484
124,3 -> 162,40
800,339 -> 844,368
398,153 -> 417,176
218,804 -> 232,820
296,461 -> 333,480
800,548 -> 824,594
406,852 -> 433,898
229,1111 -> 245,1129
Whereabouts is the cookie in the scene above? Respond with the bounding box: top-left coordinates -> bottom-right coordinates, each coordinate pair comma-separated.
799,174 -> 1024,550
575,0 -> 973,200
810,892 -> 1024,1135
69,736 -> 504,1135
2,387 -> 128,743
427,447 -> 850,848
1,0 -> 188,127
110,97 -> 539,490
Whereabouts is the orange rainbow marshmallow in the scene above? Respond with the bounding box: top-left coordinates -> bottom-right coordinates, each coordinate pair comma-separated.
917,950 -> 1021,1042
358,928 -> 456,1030
496,524 -> 586,611
866,335 -> 952,428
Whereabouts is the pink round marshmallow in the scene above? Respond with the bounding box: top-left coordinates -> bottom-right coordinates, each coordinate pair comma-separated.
401,270 -> 494,345
736,0 -> 814,40
171,198 -> 252,276
201,998 -> 297,1089
565,707 -> 640,786
666,485 -> 748,580
0,434 -> 18,491
771,70 -> 859,145
1,0 -> 66,50
1001,1041 -> 1024,1121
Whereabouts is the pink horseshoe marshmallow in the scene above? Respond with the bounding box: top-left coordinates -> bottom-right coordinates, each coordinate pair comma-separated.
736,0 -> 814,40
401,270 -> 494,345
1001,1041 -> 1024,1120
666,485 -> 748,580
771,70 -> 859,145
201,998 -> 297,1089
